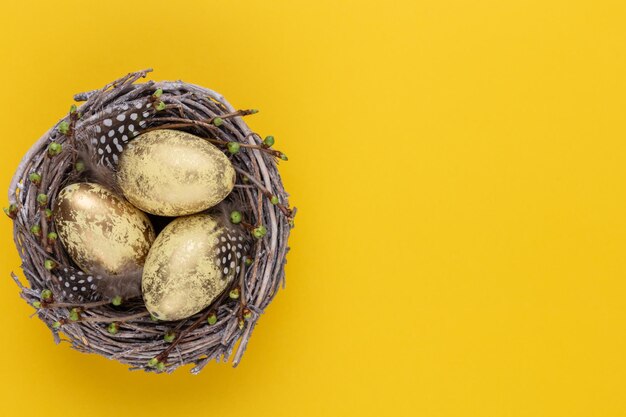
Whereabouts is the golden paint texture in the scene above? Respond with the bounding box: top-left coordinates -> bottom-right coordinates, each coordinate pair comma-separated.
53,183 -> 156,277
142,214 -> 231,321
116,129 -> 236,217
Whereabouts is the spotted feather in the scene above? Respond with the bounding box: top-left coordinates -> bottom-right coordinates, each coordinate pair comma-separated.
55,266 -> 102,302
215,229 -> 249,282
89,100 -> 155,168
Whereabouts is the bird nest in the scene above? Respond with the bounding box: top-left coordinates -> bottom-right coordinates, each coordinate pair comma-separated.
7,69 -> 294,373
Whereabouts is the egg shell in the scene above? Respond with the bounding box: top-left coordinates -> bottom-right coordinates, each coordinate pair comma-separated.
142,213 -> 241,321
53,182 -> 156,277
116,129 -> 236,217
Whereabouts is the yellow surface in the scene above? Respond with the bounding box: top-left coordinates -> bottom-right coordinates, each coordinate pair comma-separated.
1,1 -> 626,416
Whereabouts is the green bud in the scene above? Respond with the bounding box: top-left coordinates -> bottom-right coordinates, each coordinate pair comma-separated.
150,314 -> 159,322
69,308 -> 80,322
52,321 -> 62,330
44,209 -> 53,221
229,288 -> 240,300
207,313 -> 218,325
3,204 -> 18,219
164,331 -> 176,343
147,357 -> 159,367
227,142 -> 241,154
249,109 -> 259,114
30,224 -> 41,236
48,142 -> 62,157
111,296 -> 122,306
230,210 -> 242,224
29,172 -> 42,185
69,104 -> 78,114
244,257 -> 253,267
41,289 -> 53,301
238,319 -> 245,330
57,122 -> 70,135
44,259 -> 56,271
263,135 -> 275,147
75,160 -> 85,172
243,308 -> 252,320
242,175 -> 250,183
253,225 -> 267,239
212,117 -> 224,127
32,301 -> 42,309
155,101 -> 166,111
156,362 -> 166,372
153,88 -> 163,98
48,142 -> 62,156
270,195 -> 279,205
47,232 -> 58,244
280,153 -> 288,161
107,323 -> 119,334
37,194 -> 48,207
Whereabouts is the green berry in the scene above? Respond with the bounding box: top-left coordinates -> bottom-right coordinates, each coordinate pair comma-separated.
41,289 -> 53,301
30,224 -> 41,236
47,232 -> 58,244
155,101 -> 166,111
44,209 -> 53,221
229,288 -> 240,300
44,259 -> 56,271
108,323 -> 119,334
37,194 -> 48,207
164,331 -> 176,343
69,308 -> 80,321
32,301 -> 42,309
69,104 -> 78,114
243,308 -> 252,320
207,313 -> 218,325
147,357 -> 159,367
57,122 -> 70,135
153,88 -> 163,98
29,172 -> 42,185
227,142 -> 240,154
212,117 -> 224,127
75,160 -> 85,172
111,296 -> 122,306
270,195 -> 279,205
244,257 -> 253,267
263,135 -> 275,147
253,225 -> 267,239
52,321 -> 62,330
230,210 -> 242,224
156,362 -> 166,372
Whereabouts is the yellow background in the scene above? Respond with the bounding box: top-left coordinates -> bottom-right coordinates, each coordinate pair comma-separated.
1,0 -> 626,416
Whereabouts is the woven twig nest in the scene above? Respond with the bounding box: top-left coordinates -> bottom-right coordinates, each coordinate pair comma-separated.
7,69 -> 294,373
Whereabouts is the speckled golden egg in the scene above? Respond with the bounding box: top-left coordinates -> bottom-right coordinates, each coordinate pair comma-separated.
142,214 -> 243,321
116,129 -> 236,217
53,183 -> 156,277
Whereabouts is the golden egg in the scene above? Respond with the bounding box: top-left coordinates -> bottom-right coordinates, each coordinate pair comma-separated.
53,183 -> 156,277
142,214 -> 242,321
116,129 -> 236,217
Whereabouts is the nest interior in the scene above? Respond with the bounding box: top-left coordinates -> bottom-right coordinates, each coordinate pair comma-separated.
7,69 -> 294,373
